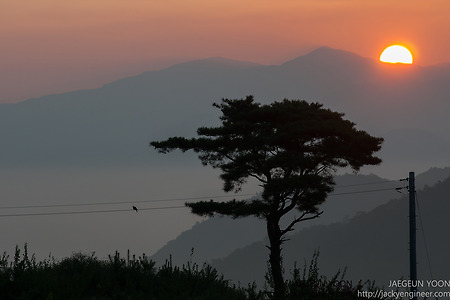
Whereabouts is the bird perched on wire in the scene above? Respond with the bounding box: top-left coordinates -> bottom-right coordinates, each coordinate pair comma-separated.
132,206 -> 138,212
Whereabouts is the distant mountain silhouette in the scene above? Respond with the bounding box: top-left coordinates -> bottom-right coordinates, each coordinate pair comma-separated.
1,47 -> 449,174
210,169 -> 450,288
282,46 -> 374,73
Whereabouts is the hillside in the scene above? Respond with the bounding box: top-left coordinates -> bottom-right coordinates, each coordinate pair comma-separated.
151,168 -> 450,267
211,171 -> 450,288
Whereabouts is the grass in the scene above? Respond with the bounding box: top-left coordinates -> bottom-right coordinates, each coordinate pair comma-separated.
0,245 -> 388,300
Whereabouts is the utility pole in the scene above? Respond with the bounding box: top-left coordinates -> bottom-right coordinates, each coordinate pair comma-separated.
409,171 -> 417,299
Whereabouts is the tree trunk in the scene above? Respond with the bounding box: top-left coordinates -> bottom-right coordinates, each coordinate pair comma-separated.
267,216 -> 285,299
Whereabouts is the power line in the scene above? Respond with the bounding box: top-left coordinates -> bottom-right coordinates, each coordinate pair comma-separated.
1,179 -> 403,211
329,187 -> 404,197
0,193 -> 257,210
333,179 -> 400,189
0,181 -> 405,218
0,205 -> 186,218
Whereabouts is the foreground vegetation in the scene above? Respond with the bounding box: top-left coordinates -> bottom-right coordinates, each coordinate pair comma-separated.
0,245 -> 385,299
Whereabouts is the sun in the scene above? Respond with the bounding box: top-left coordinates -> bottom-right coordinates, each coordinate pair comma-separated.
380,45 -> 413,64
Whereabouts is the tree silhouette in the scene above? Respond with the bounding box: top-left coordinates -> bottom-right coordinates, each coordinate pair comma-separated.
151,96 -> 383,299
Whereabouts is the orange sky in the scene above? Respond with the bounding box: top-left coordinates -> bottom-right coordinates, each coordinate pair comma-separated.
1,0 -> 449,103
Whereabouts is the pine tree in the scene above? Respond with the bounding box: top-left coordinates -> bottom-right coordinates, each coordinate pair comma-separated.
151,96 -> 383,299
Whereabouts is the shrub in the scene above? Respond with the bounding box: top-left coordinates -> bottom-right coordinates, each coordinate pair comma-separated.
0,245 -> 389,300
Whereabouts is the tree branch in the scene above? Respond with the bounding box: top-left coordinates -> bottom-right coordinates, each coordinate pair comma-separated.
280,190 -> 302,216
248,173 -> 268,184
186,199 -> 268,219
280,211 -> 323,236
223,153 -> 268,184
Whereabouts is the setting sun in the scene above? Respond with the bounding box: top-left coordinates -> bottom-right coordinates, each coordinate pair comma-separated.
380,45 -> 413,64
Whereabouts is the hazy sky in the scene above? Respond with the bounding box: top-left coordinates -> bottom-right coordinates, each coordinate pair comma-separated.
2,0 -> 450,103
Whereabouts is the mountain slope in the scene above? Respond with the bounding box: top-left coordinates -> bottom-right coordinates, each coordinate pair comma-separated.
152,168 -> 450,265
211,171 -> 450,287
151,169 -> 450,267
150,173 -> 400,267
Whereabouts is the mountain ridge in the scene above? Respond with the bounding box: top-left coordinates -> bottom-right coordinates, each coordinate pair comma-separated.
282,46 -> 374,67
5,46 -> 449,106
1,47 -> 449,176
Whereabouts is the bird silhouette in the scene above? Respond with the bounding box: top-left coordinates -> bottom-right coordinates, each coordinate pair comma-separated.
132,206 -> 138,212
